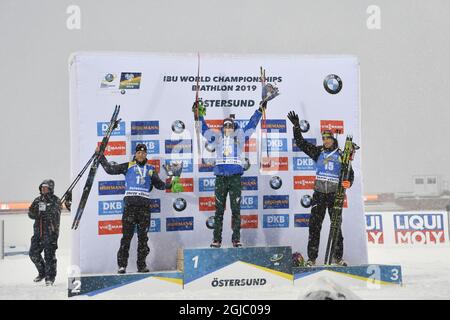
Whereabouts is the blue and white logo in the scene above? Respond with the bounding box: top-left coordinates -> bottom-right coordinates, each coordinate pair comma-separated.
262,138 -> 288,152
165,158 -> 193,173
199,177 -> 216,192
293,157 -> 316,171
150,218 -> 161,233
263,214 -> 289,228
294,214 -> 311,228
323,74 -> 343,94
240,195 -> 258,210
99,200 -> 123,215
97,121 -> 125,136
131,140 -> 160,155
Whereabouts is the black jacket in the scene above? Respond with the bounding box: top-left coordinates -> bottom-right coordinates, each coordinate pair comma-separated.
28,187 -> 61,238
99,155 -> 170,206
293,126 -> 354,194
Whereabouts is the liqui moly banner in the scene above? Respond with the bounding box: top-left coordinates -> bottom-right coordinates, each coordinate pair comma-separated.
69,52 -> 366,273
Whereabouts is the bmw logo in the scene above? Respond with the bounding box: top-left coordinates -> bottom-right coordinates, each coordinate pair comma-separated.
105,73 -> 115,82
243,157 -> 250,171
299,120 -> 310,133
120,89 -> 126,95
171,120 -> 185,134
323,74 -> 343,94
173,198 -> 187,212
205,142 -> 216,153
206,216 -> 215,229
301,194 -> 313,208
270,176 -> 282,190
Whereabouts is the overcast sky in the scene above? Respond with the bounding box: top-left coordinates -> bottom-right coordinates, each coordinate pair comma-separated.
0,0 -> 449,201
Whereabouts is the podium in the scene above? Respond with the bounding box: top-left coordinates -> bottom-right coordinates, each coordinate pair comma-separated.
293,264 -> 402,289
183,246 -> 293,290
68,271 -> 183,298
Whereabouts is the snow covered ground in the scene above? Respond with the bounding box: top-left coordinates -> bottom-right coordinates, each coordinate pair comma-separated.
1,244 -> 450,300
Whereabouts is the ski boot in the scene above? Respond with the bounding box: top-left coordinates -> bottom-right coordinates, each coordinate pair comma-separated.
306,259 -> 316,267
117,267 -> 126,274
33,274 -> 45,283
45,278 -> 55,286
333,258 -> 348,267
232,240 -> 243,248
138,267 -> 150,273
210,240 -> 221,248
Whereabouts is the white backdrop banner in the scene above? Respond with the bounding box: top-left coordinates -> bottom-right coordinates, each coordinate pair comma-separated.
69,52 -> 367,273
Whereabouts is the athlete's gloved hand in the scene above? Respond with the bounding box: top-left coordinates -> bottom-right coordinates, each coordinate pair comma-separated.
287,111 -> 300,127
170,176 -> 184,193
342,180 -> 351,189
192,99 -> 206,117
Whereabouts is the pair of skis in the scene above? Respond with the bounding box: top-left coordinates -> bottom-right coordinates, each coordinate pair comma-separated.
323,135 -> 359,265
71,105 -> 121,230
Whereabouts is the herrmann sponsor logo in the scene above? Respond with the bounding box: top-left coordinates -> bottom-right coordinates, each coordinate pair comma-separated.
241,176 -> 258,191
149,199 -> 161,213
293,176 -> 316,190
292,138 -> 316,152
98,220 -> 122,235
394,213 -> 445,244
240,215 -> 258,229
293,157 -> 316,171
199,177 -> 216,192
131,140 -> 160,155
165,158 -> 193,173
98,181 -> 125,195
99,200 -> 123,215
165,178 -> 194,193
320,120 -> 344,134
264,120 -> 287,133
97,121 -> 126,136
294,214 -> 311,228
99,141 -> 126,156
366,214 -> 384,244
199,159 -> 215,172
262,138 -> 288,152
165,139 -> 193,154
166,217 -> 194,232
240,195 -> 258,210
263,214 -> 289,228
131,121 -> 160,135
263,195 -> 289,209
261,157 -> 289,171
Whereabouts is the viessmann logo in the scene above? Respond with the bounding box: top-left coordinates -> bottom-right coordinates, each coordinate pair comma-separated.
98,220 -> 122,235
394,213 -> 445,244
98,181 -> 126,195
131,121 -> 159,135
199,196 -> 217,211
366,214 -> 383,244
261,157 -> 289,172
293,176 -> 316,190
320,120 -> 344,134
97,141 -> 126,156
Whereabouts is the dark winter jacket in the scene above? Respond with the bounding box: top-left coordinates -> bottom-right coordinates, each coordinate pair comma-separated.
293,126 -> 354,194
28,180 -> 61,238
98,155 -> 170,206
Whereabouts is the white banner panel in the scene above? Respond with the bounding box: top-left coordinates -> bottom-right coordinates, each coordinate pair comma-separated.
69,52 -> 367,273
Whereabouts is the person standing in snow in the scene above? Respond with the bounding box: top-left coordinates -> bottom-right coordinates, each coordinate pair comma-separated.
288,111 -> 354,266
28,179 -> 61,286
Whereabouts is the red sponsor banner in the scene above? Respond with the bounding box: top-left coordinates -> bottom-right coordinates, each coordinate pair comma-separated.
199,196 -> 217,211
293,176 -> 316,190
166,178 -> 194,193
261,157 -> 289,171
244,138 -> 257,152
98,220 -> 122,235
240,214 -> 258,229
367,231 -> 384,244
205,120 -> 223,132
320,120 -> 344,134
147,159 -> 160,173
98,141 -> 126,156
